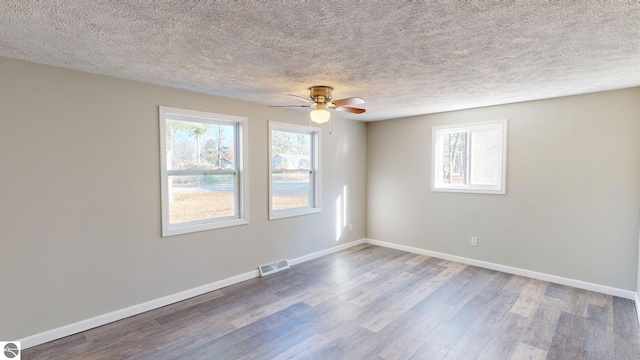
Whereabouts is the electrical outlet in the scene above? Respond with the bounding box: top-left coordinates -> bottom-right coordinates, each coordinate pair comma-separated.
349,224 -> 353,231
471,237 -> 478,246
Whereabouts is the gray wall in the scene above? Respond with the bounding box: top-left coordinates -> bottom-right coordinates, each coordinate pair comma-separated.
2,54 -> 639,341
367,88 -> 640,291
0,57 -> 367,340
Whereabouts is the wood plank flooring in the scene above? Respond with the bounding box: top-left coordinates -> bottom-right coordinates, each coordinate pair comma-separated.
23,244 -> 640,359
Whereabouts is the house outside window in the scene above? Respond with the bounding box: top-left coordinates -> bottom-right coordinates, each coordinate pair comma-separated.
269,121 -> 321,220
159,106 -> 248,236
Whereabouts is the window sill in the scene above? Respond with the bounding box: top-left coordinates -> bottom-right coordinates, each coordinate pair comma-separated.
269,208 -> 321,220
162,218 -> 248,237
431,187 -> 506,195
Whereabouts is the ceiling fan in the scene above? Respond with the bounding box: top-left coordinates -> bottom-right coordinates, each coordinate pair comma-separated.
272,86 -> 366,123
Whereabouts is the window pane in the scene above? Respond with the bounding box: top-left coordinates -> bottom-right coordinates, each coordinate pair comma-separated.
432,120 -> 506,194
272,170 -> 311,210
470,129 -> 501,185
168,174 -> 236,224
166,120 -> 236,171
440,131 -> 468,185
271,128 -> 313,211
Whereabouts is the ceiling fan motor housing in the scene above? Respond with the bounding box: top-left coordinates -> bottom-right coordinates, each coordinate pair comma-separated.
309,86 -> 333,103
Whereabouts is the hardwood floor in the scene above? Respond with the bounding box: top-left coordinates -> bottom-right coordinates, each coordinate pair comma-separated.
23,244 -> 640,359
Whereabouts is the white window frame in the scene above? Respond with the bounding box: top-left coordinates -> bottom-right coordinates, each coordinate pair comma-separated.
159,106 -> 249,237
268,121 -> 321,220
431,119 -> 507,194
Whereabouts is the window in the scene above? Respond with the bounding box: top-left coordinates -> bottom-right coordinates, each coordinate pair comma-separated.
432,119 -> 507,194
159,106 -> 248,236
268,121 -> 321,219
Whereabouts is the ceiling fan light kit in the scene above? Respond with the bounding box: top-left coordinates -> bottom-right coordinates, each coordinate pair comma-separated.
310,104 -> 331,124
272,86 -> 366,124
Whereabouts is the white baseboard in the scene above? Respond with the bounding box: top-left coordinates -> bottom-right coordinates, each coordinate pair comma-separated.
364,238 -> 637,300
18,270 -> 258,349
289,239 -> 366,266
19,239 -> 366,349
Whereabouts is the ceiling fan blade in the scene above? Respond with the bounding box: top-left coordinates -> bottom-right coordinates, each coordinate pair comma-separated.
287,94 -> 312,103
332,97 -> 365,106
335,106 -> 366,114
269,105 -> 312,108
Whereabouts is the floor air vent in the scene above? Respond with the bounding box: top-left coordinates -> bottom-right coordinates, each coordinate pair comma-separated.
259,259 -> 290,277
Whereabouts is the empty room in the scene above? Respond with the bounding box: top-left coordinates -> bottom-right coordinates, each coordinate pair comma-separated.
2,2 -> 640,359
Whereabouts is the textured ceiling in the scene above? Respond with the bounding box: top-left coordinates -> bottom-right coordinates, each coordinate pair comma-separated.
1,1 -> 639,121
